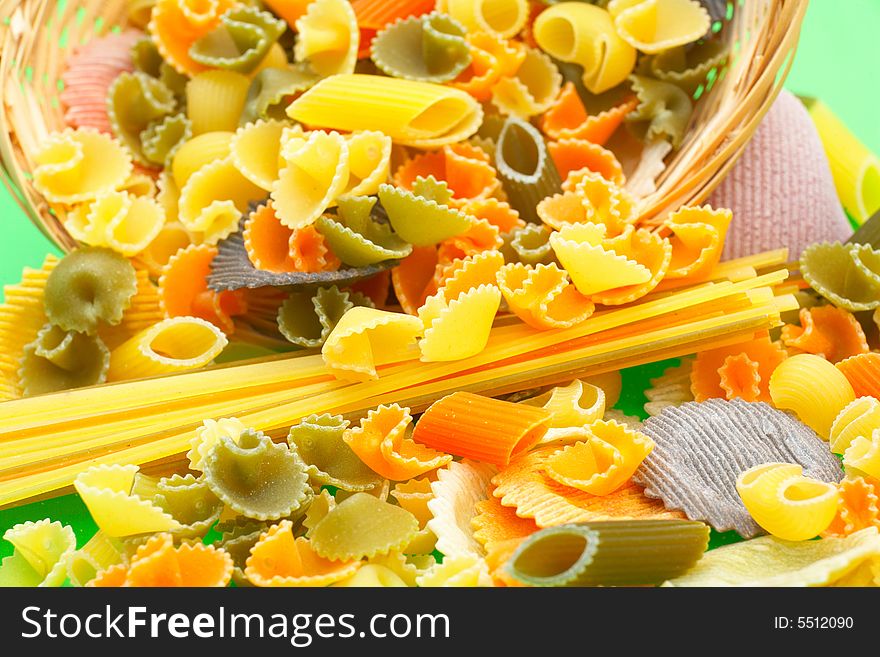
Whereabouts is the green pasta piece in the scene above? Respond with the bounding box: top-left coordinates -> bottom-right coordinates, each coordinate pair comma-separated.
288,413 -> 383,492
801,242 -> 880,312
371,11 -> 471,83
214,527 -> 264,587
309,493 -> 419,561
132,36 -> 163,77
107,71 -> 177,165
495,116 -> 562,224
645,40 -> 728,96
140,113 -> 192,167
0,520 -> 77,587
241,66 -> 319,125
44,247 -> 138,334
302,489 -> 336,536
190,6 -> 286,74
202,429 -> 312,521
626,75 -> 694,149
501,223 -> 558,266
506,520 -> 710,587
18,323 -> 110,396
378,177 -> 474,246
153,474 -> 224,539
277,285 -> 375,348
316,195 -> 412,267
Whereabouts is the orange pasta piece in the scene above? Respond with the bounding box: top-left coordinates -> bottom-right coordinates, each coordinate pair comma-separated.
837,353 -> 880,399
437,218 -> 502,265
243,202 -> 297,273
823,477 -> 880,538
716,353 -> 763,402
782,306 -> 869,363
461,198 -> 525,233
548,140 -> 624,185
451,31 -> 525,101
89,565 -> 128,588
149,0 -> 237,75
541,82 -> 638,145
290,224 -> 341,273
350,270 -> 392,309
352,0 -> 436,57
159,244 -> 246,334
492,447 -> 684,527
497,262 -> 594,330
412,392 -> 552,466
343,404 -> 452,481
483,536 -> 529,587
263,0 -> 314,27
520,0 -> 544,50
392,246 -> 441,315
691,334 -> 787,402
393,146 -> 499,205
437,250 -> 506,299
536,191 -> 587,230
472,493 -> 539,555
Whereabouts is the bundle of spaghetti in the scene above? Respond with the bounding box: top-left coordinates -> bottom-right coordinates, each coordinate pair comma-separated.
0,268 -> 795,506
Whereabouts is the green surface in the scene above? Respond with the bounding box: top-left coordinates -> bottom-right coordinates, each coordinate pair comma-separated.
1,0 -> 878,561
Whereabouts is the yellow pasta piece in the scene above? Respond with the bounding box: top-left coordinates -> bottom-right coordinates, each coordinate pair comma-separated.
415,554 -> 494,587
187,417 -> 249,472
769,354 -> 856,439
178,157 -> 266,245
736,463 -> 840,541
550,223 -> 652,295
321,306 -> 423,380
427,460 -> 496,559
608,0 -> 710,54
436,0 -> 528,38
532,3 -> 636,94
844,430 -> 880,480
172,131 -> 235,190
418,284 -> 501,362
287,74 -> 483,149
496,262 -> 595,330
0,519 -> 76,587
74,464 -> 181,537
186,70 -> 251,135
33,128 -> 132,204
560,170 -> 639,237
520,379 -> 606,429
830,397 -> 880,455
229,119 -> 287,192
272,130 -> 351,230
345,131 -> 393,197
65,190 -> 165,257
664,205 -> 732,280
491,46 -> 562,118
294,0 -> 359,77
107,316 -> 227,381
545,419 -> 654,495
331,564 -> 409,587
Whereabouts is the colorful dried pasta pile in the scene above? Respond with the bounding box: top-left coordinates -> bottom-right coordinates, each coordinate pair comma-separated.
1,0 -> 879,587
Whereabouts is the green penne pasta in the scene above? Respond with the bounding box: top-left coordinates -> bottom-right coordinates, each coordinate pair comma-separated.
241,67 -> 320,125
506,519 -> 710,587
190,6 -> 287,74
626,75 -> 694,149
288,413 -> 384,492
309,493 -> 419,561
202,429 -> 312,521
141,113 -> 192,167
316,196 -> 412,267
43,247 -> 138,334
371,12 -> 471,83
378,177 -> 474,246
107,71 -> 177,165
496,116 -> 562,224
277,285 -> 375,348
18,324 -> 110,396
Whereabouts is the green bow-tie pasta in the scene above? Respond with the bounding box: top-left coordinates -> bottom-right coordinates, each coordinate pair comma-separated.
107,71 -> 177,165
626,75 -> 694,149
501,223 -> 558,266
316,196 -> 412,267
141,113 -> 192,167
44,247 -> 138,334
241,67 -> 320,125
378,177 -> 474,246
153,474 -> 224,539
277,285 -> 375,348
190,6 -> 287,74
202,429 -> 312,521
18,323 -> 110,396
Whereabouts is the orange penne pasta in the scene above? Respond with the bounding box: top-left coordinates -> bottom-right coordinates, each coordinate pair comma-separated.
243,202 -> 297,273
159,244 -> 246,334
412,392 -> 552,466
548,139 -> 624,185
781,306 -> 869,363
837,353 -> 880,399
541,82 -> 638,145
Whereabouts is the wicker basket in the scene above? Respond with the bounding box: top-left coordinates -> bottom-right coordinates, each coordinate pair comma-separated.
0,0 -> 808,250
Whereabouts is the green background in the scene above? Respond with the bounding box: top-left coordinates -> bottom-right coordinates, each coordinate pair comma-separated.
1,0 -> 879,560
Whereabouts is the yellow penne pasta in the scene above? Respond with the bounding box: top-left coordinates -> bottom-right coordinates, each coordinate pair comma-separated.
187,70 -> 251,135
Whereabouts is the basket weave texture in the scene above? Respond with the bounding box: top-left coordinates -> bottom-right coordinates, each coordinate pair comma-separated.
0,0 -> 807,250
